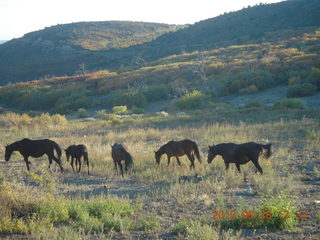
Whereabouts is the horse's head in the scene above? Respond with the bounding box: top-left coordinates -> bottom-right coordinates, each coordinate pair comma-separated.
154,150 -> 161,165
64,149 -> 70,162
4,145 -> 13,162
207,145 -> 217,164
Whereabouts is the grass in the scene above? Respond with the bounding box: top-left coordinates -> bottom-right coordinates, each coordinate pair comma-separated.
0,107 -> 319,238
212,191 -> 298,230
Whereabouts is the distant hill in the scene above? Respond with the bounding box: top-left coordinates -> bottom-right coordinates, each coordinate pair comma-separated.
0,21 -> 181,83
0,40 -> 7,45
138,0 -> 320,59
0,0 -> 319,84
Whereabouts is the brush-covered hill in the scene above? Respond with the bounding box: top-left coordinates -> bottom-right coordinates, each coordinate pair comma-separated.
0,21 -> 181,83
143,0 -> 320,54
0,0 -> 320,84
0,28 -> 319,114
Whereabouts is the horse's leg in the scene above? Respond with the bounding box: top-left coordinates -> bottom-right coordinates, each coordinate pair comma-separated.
118,162 -> 124,178
24,157 -> 30,171
252,161 -> 263,175
71,157 -> 76,173
235,163 -> 241,173
167,155 -> 171,166
175,157 -> 181,167
86,159 -> 90,175
48,157 -> 53,169
114,161 -> 119,175
186,153 -> 195,170
50,151 -> 64,173
78,158 -> 82,173
225,162 -> 230,171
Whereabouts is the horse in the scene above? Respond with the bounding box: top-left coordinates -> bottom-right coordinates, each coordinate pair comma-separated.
154,139 -> 202,170
4,138 -> 64,172
207,142 -> 272,175
65,144 -> 89,175
111,143 -> 133,177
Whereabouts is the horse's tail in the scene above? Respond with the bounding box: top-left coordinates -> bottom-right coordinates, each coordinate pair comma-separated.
53,141 -> 62,159
261,143 -> 272,159
193,143 -> 202,163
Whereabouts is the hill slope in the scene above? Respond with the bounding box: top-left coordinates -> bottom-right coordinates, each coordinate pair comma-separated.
0,0 -> 319,84
0,21 -> 180,83
138,0 -> 320,59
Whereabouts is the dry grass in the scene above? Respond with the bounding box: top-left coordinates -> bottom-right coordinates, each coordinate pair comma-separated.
0,111 -> 319,239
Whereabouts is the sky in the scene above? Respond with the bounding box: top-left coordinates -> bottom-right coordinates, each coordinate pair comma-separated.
0,0 -> 283,40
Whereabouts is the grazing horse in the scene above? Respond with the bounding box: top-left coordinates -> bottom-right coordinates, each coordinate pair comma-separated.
111,143 -> 133,177
5,138 -> 64,172
207,142 -> 271,175
154,139 -> 202,170
65,144 -> 89,175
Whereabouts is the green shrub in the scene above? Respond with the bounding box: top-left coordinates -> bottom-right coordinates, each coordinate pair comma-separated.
112,105 -> 127,114
137,214 -> 160,231
258,191 -> 298,230
273,98 -> 306,110
142,84 -> 170,102
308,67 -> 320,89
216,191 -> 298,230
175,90 -> 209,110
111,90 -> 147,108
244,100 -> 263,109
131,106 -> 144,114
77,108 -> 89,118
286,83 -> 317,98
239,84 -> 258,94
173,220 -> 219,240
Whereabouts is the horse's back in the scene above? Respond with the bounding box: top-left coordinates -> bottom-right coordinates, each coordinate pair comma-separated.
112,143 -> 132,161
77,144 -> 88,153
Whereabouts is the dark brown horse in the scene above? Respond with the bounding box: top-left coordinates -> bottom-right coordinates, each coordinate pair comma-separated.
65,144 -> 89,175
207,142 -> 271,174
111,143 -> 133,177
154,139 -> 202,170
5,138 -> 63,172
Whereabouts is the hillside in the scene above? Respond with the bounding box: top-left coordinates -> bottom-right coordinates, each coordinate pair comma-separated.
0,28 -> 319,114
142,0 -> 320,55
0,21 -> 181,83
0,0 -> 320,84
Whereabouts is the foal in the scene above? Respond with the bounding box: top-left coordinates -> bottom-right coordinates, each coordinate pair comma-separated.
111,143 -> 133,177
65,144 -> 89,175
207,142 -> 271,174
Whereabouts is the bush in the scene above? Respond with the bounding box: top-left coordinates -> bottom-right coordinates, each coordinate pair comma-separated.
142,84 -> 170,102
173,220 -> 219,240
77,108 -> 89,118
112,105 -> 127,114
131,106 -> 144,114
239,85 -> 258,94
244,101 -> 263,109
286,83 -> 317,98
273,98 -> 306,110
308,67 -> 320,89
216,191 -> 298,230
175,90 -> 210,110
111,90 -> 147,108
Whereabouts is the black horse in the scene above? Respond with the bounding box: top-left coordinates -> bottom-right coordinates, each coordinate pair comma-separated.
5,138 -> 64,172
155,139 -> 202,170
111,143 -> 133,177
207,142 -> 271,174
65,144 -> 89,175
